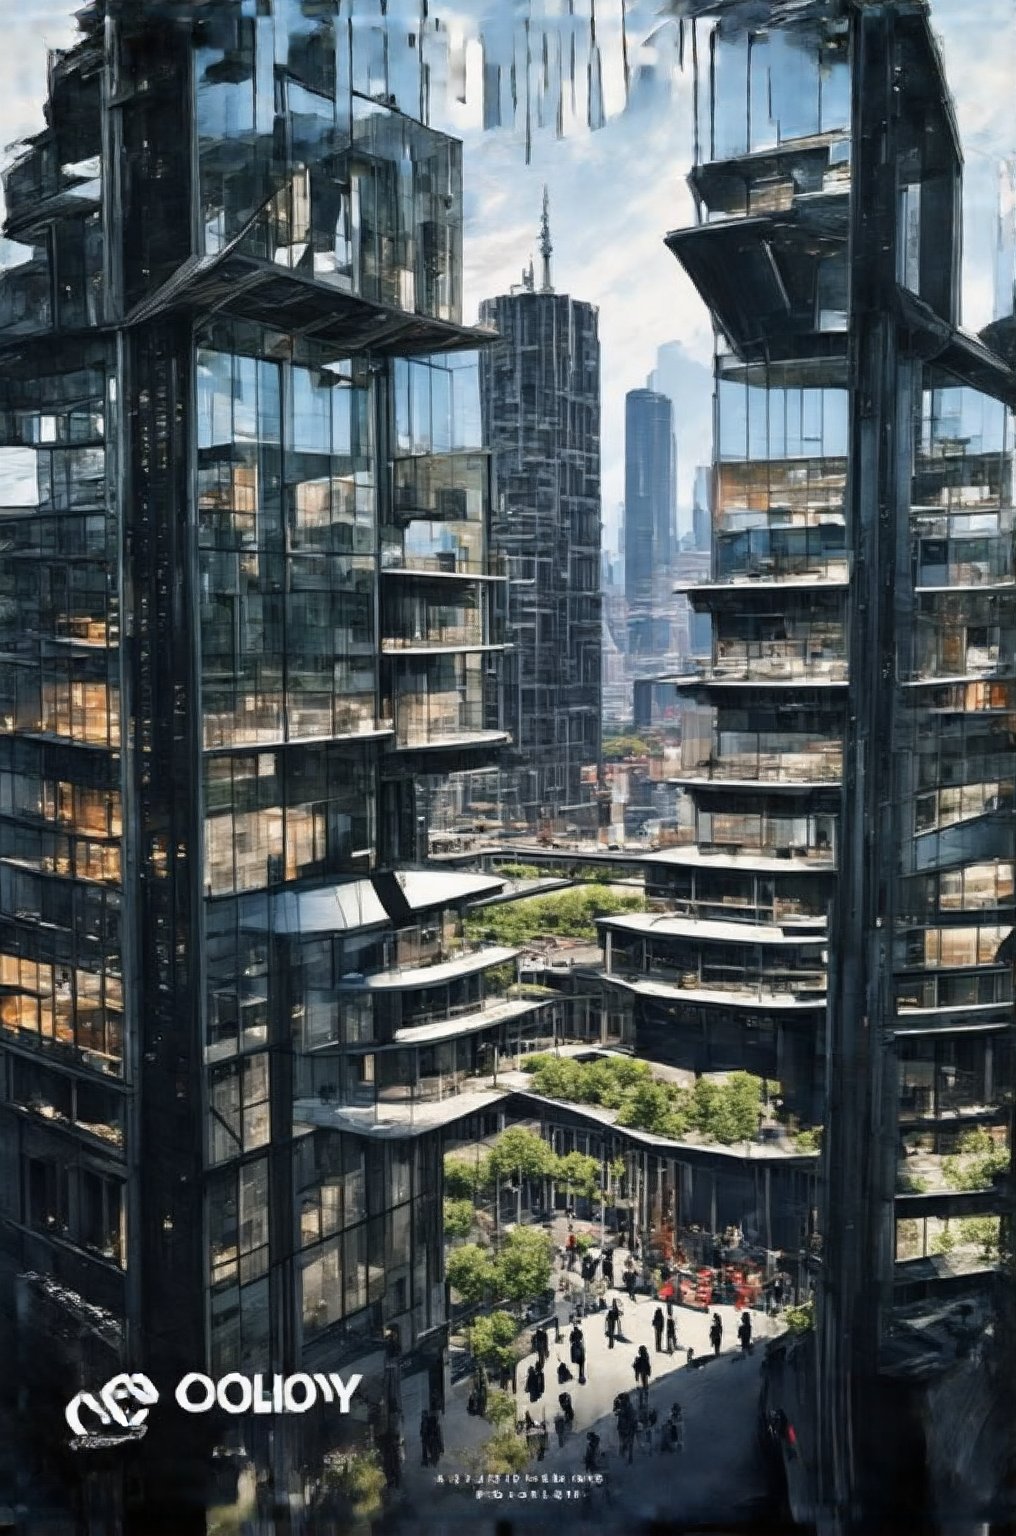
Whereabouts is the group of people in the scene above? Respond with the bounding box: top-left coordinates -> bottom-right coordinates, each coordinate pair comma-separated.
483,1221 -> 765,1478
651,1304 -> 679,1354
706,1309 -> 753,1358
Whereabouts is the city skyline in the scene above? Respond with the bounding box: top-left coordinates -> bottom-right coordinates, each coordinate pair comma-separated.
1,1 -> 1014,539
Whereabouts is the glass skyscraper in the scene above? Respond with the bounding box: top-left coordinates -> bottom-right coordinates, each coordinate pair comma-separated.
0,2 -> 513,1525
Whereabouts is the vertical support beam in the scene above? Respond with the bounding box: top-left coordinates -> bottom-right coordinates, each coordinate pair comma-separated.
818,7 -> 910,1530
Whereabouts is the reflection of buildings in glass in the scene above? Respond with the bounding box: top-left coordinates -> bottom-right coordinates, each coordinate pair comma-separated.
615,1 -> 1016,1527
479,203 -> 602,829
0,2 -> 519,1523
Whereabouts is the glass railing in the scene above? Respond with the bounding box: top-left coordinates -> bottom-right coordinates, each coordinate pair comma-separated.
674,750 -> 843,783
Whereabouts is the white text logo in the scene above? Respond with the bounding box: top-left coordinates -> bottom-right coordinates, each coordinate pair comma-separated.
66,1372 -> 361,1448
176,1372 -> 361,1415
65,1373 -> 159,1449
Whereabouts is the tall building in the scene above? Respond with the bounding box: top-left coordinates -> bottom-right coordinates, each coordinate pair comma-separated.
0,2 -> 516,1525
647,339 -> 714,532
624,388 -> 677,670
630,0 -> 1016,1527
479,194 -> 602,829
691,464 -> 711,553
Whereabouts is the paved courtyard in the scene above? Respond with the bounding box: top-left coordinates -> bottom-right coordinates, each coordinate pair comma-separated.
393,1235 -> 786,1532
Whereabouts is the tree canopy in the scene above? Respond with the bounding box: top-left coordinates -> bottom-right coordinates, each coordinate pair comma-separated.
520,1055 -> 775,1146
465,886 -> 645,945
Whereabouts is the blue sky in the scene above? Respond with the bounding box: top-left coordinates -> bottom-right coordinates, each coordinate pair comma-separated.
2,0 -> 1013,538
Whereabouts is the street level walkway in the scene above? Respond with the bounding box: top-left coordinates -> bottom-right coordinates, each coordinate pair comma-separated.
393,1238 -> 785,1532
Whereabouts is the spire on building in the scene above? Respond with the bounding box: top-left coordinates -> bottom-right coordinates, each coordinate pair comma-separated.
539,186 -> 553,293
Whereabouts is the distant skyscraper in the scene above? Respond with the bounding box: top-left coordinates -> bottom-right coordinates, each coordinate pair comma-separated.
624,388 -> 675,658
479,194 -> 602,826
647,340 -> 713,525
692,464 -> 711,553
994,156 -> 1016,321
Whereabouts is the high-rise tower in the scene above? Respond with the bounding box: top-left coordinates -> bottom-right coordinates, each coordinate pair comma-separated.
0,2 -> 510,1526
479,195 -> 602,828
640,1 -> 1016,1526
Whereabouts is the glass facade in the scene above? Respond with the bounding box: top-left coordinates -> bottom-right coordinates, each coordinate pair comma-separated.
0,1 -> 507,1514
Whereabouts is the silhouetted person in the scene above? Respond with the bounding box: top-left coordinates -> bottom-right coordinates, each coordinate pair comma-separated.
710,1312 -> 723,1357
606,1299 -> 621,1349
634,1344 -> 652,1402
666,1313 -> 678,1354
738,1311 -> 752,1354
652,1306 -> 665,1352
558,1391 -> 574,1427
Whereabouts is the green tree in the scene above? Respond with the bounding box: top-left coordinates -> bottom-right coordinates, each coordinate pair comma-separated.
446,1244 -> 495,1306
492,1227 -> 554,1305
479,1430 -> 531,1475
958,1216 -> 1001,1262
616,1078 -> 684,1137
555,1150 -> 601,1203
793,1126 -> 823,1154
468,1311 -> 519,1370
488,1127 -> 557,1182
783,1300 -> 814,1334
444,1198 -> 475,1240
690,1073 -> 761,1144
444,1152 -> 492,1197
484,1389 -> 519,1428
943,1128 -> 1009,1192
465,886 -> 646,946
321,1450 -> 386,1522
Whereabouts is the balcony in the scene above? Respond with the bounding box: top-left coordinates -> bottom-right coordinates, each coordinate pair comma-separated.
388,696 -> 506,753
606,963 -> 827,1011
681,559 -> 850,598
669,749 -> 843,788
202,695 -> 387,751
4,144 -> 101,236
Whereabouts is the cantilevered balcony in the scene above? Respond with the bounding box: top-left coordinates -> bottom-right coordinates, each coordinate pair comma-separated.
667,746 -> 843,791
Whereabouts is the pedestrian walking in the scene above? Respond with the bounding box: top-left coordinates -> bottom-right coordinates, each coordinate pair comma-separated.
605,1298 -> 621,1349
652,1306 -> 665,1353
558,1391 -> 574,1427
615,1392 -> 637,1464
666,1313 -> 678,1354
738,1310 -> 753,1354
584,1430 -> 601,1473
569,1323 -> 587,1385
603,1248 -> 615,1288
709,1312 -> 723,1357
634,1344 -> 652,1405
536,1326 -> 550,1366
557,1359 -> 573,1384
554,1411 -> 567,1448
419,1409 -> 430,1467
566,1232 -> 577,1272
624,1260 -> 637,1303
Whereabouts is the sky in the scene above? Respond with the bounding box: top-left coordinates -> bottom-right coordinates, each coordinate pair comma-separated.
2,0 -> 1014,543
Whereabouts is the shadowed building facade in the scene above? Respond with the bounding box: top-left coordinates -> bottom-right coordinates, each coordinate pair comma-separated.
628,0 -> 1016,1528
0,1 -> 519,1527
